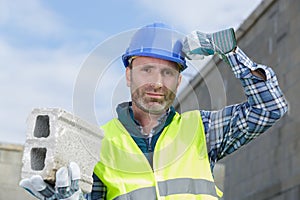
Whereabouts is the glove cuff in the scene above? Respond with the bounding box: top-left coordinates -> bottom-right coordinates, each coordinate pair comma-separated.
212,28 -> 237,55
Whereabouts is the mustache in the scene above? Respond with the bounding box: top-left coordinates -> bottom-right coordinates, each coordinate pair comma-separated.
136,83 -> 174,93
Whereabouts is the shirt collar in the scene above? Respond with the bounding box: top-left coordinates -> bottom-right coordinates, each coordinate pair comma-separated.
116,102 -> 176,138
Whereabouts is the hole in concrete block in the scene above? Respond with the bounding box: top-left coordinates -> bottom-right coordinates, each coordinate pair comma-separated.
31,148 -> 47,171
34,115 -> 50,138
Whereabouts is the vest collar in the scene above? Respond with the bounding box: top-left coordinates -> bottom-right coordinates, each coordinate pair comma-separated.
116,102 -> 176,138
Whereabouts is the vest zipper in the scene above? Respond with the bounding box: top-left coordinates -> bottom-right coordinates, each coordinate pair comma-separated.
146,137 -> 152,152
145,137 -> 154,169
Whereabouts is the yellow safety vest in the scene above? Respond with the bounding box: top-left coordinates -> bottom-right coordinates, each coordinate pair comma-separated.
94,110 -> 222,199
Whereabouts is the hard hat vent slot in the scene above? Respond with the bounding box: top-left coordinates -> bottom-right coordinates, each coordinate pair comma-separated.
34,115 -> 50,138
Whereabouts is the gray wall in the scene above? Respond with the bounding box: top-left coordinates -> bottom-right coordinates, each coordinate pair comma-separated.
0,144 -> 35,200
176,0 -> 300,199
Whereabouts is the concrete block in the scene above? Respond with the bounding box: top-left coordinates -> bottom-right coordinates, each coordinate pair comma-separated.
21,108 -> 104,193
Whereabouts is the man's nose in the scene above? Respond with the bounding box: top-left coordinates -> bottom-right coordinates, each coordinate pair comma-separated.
150,82 -> 163,89
151,73 -> 163,88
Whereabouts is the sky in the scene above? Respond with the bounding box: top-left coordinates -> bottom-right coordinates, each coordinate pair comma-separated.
0,0 -> 263,144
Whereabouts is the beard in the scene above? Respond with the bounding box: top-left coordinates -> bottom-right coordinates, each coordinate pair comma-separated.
131,84 -> 176,115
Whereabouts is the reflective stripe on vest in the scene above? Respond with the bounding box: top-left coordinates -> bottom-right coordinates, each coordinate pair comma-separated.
96,110 -> 222,199
158,178 -> 217,197
115,178 -> 218,200
115,186 -> 156,200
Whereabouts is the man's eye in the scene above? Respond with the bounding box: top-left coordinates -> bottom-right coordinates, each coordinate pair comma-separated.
163,69 -> 175,76
142,67 -> 151,73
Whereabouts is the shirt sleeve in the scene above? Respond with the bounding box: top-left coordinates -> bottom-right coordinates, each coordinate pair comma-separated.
84,173 -> 107,200
202,47 -> 288,170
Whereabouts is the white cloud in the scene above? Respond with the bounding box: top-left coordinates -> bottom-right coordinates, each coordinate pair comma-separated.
0,29 -> 132,144
134,0 -> 263,32
0,0 -> 117,144
0,0 -> 65,37
0,38 -> 85,143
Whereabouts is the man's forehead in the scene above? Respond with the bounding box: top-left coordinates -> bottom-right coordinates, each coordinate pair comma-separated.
131,56 -> 180,70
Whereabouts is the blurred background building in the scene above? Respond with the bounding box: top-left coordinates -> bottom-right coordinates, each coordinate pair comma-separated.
1,0 -> 299,199
175,0 -> 300,199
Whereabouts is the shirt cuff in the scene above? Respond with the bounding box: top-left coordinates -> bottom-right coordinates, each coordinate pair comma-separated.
226,47 -> 271,80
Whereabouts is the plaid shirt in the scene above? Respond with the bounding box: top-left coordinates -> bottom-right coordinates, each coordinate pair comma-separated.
85,47 -> 288,199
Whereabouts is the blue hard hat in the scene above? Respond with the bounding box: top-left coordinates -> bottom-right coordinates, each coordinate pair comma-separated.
122,23 -> 188,72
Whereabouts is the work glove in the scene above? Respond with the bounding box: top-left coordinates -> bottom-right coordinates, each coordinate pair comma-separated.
182,28 -> 237,60
19,162 -> 85,200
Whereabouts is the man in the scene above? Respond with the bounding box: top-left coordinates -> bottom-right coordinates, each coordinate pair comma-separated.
20,23 -> 288,199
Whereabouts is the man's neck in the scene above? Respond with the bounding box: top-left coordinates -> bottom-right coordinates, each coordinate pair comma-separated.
132,104 -> 166,135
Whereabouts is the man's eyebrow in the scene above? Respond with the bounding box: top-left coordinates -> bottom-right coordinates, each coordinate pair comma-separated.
135,63 -> 177,71
138,64 -> 155,69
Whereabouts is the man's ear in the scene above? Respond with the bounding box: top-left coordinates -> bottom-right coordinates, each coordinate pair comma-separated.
125,67 -> 131,87
176,74 -> 182,90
